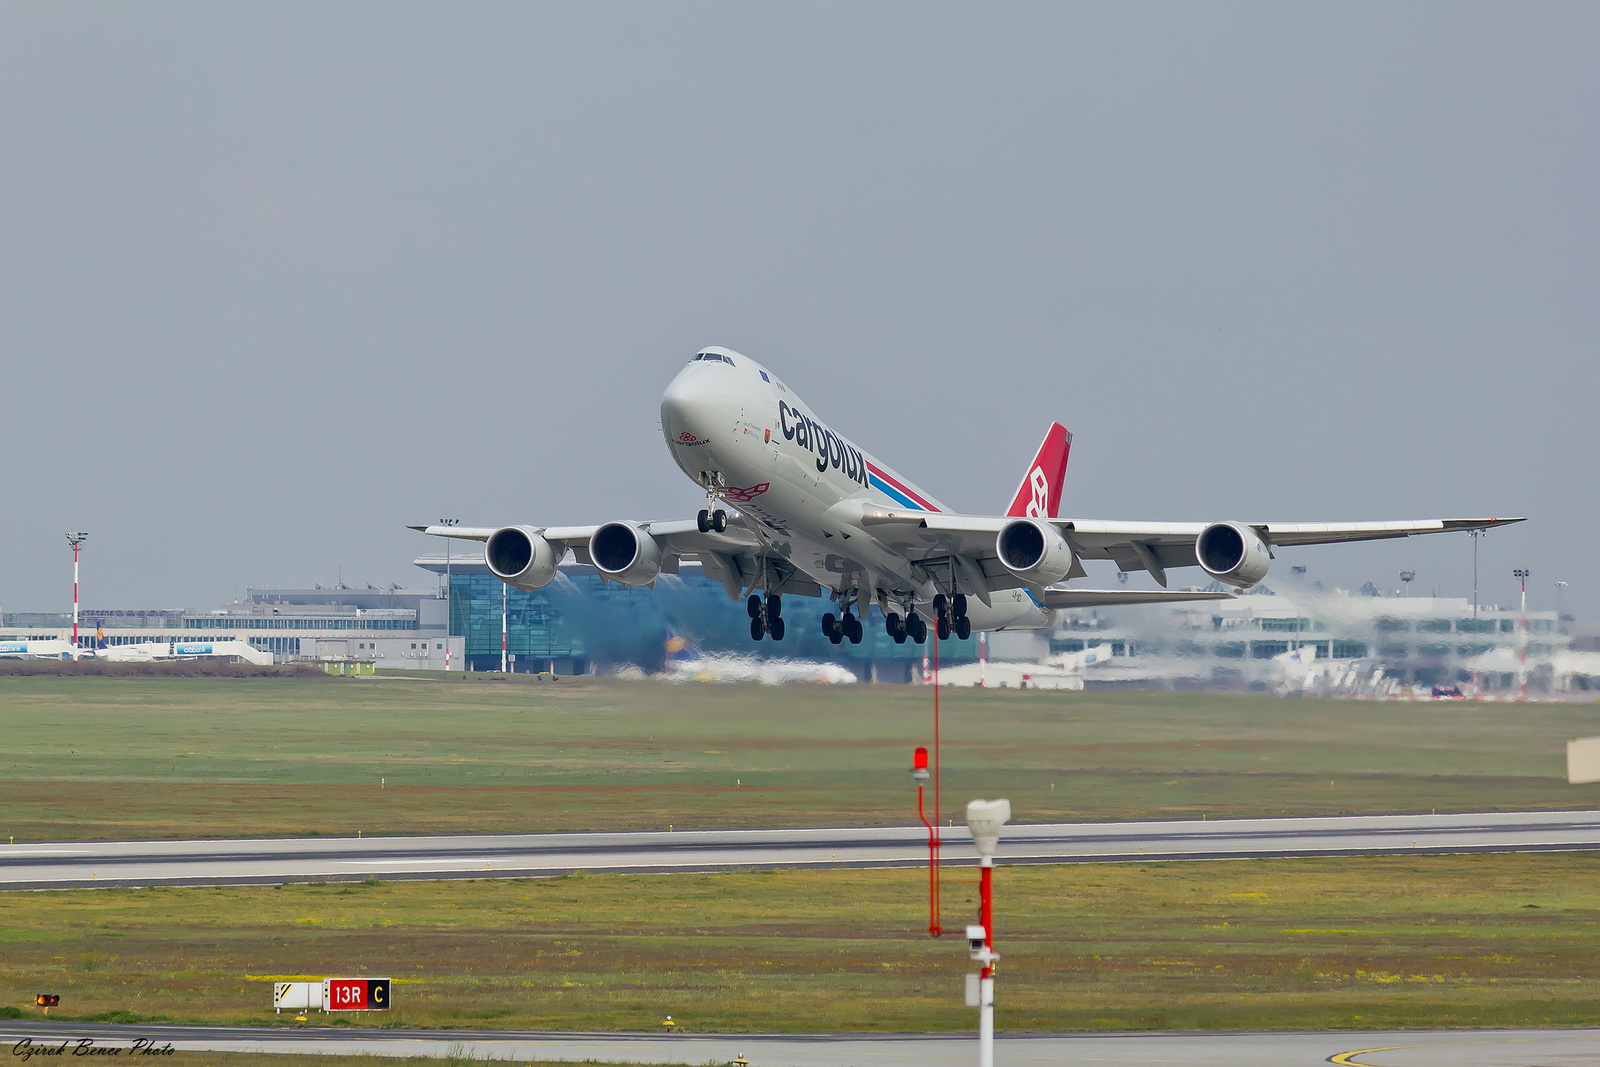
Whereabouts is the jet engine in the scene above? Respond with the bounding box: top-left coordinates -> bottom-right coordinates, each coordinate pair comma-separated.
1196,521 -> 1270,588
996,518 -> 1075,585
589,522 -> 663,587
485,526 -> 565,591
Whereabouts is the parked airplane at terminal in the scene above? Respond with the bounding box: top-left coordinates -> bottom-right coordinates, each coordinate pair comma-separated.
413,347 -> 1522,645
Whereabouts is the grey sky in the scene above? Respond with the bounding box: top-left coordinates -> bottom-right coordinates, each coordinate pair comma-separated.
2,3 -> 1594,618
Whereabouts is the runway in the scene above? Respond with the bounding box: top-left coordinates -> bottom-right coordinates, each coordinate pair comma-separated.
2,809 -> 1597,889
3,1021 -> 1598,1065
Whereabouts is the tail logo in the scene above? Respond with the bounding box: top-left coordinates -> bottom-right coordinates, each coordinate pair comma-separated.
1025,467 -> 1050,518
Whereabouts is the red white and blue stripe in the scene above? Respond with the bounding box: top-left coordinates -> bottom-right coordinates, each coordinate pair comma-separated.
866,462 -> 940,513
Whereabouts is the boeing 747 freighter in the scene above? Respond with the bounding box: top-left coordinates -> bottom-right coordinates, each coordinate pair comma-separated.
413,347 -> 1521,644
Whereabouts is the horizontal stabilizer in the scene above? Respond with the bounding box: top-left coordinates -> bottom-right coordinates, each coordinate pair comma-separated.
1040,588 -> 1234,610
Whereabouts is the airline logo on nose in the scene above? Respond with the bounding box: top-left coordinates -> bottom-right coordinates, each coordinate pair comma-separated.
1025,467 -> 1049,518
679,432 -> 697,443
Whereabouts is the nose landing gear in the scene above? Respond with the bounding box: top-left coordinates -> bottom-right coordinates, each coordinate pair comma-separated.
697,508 -> 728,533
747,593 -> 784,641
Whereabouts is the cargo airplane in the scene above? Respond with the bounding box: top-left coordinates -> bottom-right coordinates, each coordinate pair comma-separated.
413,347 -> 1522,645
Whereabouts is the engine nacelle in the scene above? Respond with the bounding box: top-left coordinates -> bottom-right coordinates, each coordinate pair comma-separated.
995,518 -> 1075,585
485,526 -> 565,591
1196,521 -> 1271,588
589,522 -> 663,588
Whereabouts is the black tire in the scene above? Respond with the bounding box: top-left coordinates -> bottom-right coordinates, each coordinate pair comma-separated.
768,594 -> 782,619
955,616 -> 972,640
912,622 -> 927,644
829,631 -> 843,645
747,594 -> 762,619
821,612 -> 836,637
749,617 -> 765,640
847,617 -> 863,644
769,617 -> 786,641
937,615 -> 951,640
885,612 -> 902,637
953,593 -> 967,618
893,631 -> 907,645
697,509 -> 710,533
712,509 -> 728,533
932,593 -> 946,617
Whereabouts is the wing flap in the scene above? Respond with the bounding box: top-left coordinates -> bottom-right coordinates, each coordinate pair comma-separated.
1040,588 -> 1234,609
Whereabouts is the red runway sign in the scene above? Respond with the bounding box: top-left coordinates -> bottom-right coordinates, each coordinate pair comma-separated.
324,978 -> 390,1010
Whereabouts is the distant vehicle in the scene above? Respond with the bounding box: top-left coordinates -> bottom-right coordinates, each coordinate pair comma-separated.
1430,683 -> 1465,699
414,347 -> 1523,644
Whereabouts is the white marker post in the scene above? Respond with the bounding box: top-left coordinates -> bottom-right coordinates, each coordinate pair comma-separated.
966,798 -> 1010,1067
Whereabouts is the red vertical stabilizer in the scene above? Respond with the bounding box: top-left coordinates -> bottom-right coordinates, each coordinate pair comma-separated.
1004,423 -> 1072,519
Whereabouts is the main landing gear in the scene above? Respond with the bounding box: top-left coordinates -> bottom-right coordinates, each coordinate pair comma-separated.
748,593 -> 784,641
697,508 -> 728,533
885,594 -> 971,644
822,611 -> 864,645
884,611 -> 926,644
933,593 -> 972,641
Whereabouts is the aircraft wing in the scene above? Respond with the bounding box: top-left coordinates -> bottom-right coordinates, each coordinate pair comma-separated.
409,519 -> 817,600
1059,517 -> 1525,583
1039,588 -> 1234,609
858,509 -> 1524,594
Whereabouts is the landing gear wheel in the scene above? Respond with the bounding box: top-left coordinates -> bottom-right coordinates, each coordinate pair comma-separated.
747,594 -> 763,619
886,612 -> 906,644
936,615 -> 951,640
767,594 -> 782,619
769,617 -> 786,641
933,593 -> 947,618
842,612 -> 863,644
908,612 -> 927,644
955,616 -> 972,640
822,613 -> 837,639
697,509 -> 711,533
953,593 -> 968,619
750,617 -> 765,641
711,509 -> 728,533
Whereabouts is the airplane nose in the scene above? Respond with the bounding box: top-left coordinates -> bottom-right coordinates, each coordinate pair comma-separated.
660,368 -> 733,445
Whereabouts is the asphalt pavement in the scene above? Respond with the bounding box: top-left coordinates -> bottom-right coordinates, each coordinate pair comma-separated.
4,1021 -> 1599,1065
1,809 -> 1597,888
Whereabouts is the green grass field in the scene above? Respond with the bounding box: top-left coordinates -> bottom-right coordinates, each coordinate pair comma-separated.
0,855 -> 1596,1033
0,674 -> 1595,840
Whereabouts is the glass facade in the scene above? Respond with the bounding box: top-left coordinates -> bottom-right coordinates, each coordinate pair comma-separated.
449,568 -> 980,675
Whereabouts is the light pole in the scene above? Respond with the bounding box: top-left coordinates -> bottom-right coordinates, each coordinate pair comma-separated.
1471,529 -> 1482,613
440,518 -> 458,671
911,747 -> 941,937
966,798 -> 1010,1067
1400,570 -> 1416,597
1513,569 -> 1529,701
1556,580 -> 1568,619
65,533 -> 88,654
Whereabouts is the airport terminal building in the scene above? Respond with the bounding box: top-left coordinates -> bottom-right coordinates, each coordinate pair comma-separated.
4,561 -> 1589,693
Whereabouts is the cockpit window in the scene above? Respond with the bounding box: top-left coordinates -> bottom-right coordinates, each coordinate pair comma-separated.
694,352 -> 734,366
690,353 -> 704,361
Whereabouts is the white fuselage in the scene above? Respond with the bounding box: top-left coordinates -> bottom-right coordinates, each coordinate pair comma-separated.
658,348 -> 1047,630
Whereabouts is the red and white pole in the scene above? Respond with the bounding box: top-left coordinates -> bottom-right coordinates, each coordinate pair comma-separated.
965,798 -> 1010,1067
501,582 -> 508,673
65,533 -> 88,656
978,860 -> 995,1067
